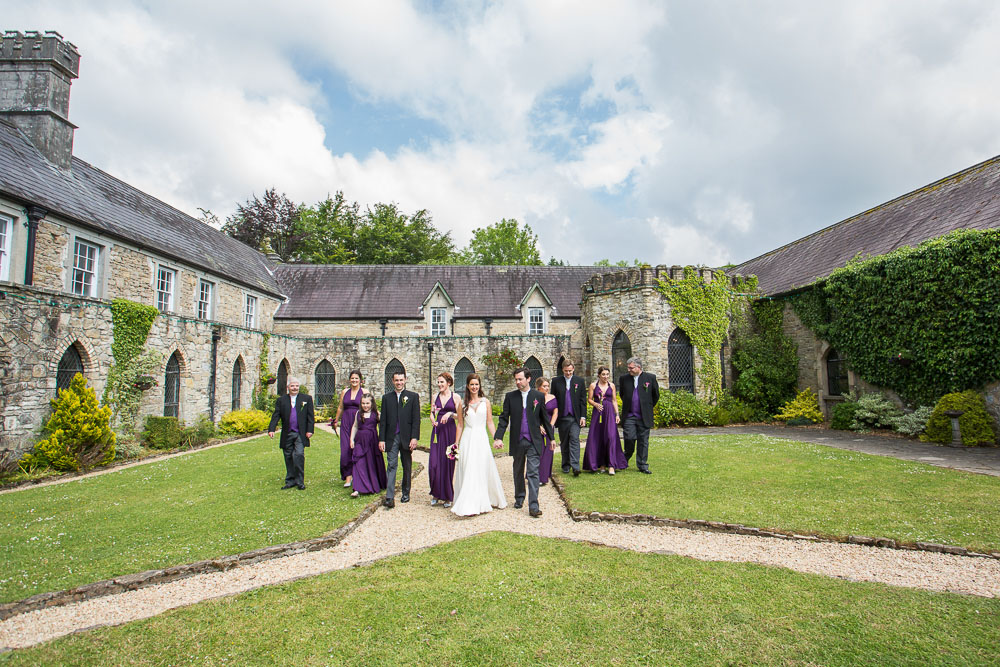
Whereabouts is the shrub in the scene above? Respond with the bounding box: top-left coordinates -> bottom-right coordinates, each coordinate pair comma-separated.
23,373 -> 115,471
731,301 -> 799,420
219,409 -> 271,435
892,406 -> 933,437
114,437 -> 144,461
830,401 -> 860,430
850,393 -> 902,431
710,406 -> 731,426
655,391 -> 714,427
925,391 -> 998,446
717,391 -> 755,423
182,415 -> 216,447
773,388 -> 824,424
142,416 -> 185,449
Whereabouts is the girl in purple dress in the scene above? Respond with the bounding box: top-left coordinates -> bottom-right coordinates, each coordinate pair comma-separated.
534,377 -> 559,485
334,370 -> 363,488
583,366 -> 627,474
429,372 -> 460,507
349,392 -> 387,496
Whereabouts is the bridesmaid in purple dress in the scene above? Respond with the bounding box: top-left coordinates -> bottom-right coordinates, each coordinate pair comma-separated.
583,366 -> 627,474
429,372 -> 460,507
349,392 -> 387,496
534,377 -> 559,485
334,370 -> 363,488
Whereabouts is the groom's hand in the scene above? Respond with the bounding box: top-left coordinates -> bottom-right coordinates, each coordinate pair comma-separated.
579,417 -> 585,427
378,441 -> 385,452
409,438 -> 418,451
493,439 -> 503,449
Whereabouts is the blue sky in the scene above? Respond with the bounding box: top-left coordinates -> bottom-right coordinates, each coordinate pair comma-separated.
6,1 -> 1000,266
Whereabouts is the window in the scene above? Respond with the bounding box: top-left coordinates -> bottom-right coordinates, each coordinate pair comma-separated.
197,280 -> 214,320
0,214 -> 11,281
528,307 -> 545,335
232,357 -> 243,411
827,349 -> 849,396
156,266 -> 175,312
72,239 -> 100,297
454,357 -> 475,391
315,360 -> 337,406
524,356 -> 543,382
612,330 -> 632,380
668,328 -> 695,393
277,359 -> 289,396
56,344 -> 84,396
384,358 -> 405,394
245,294 -> 257,329
164,351 -> 181,417
431,308 -> 447,336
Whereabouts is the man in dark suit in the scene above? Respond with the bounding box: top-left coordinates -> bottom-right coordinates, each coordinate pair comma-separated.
618,356 -> 660,474
378,370 -> 420,508
493,367 -> 554,517
550,358 -> 587,476
268,376 -> 315,490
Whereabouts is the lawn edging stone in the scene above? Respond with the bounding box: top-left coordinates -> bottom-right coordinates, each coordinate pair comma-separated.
549,472 -> 1000,562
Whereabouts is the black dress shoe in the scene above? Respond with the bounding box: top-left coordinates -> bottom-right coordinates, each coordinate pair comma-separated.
514,501 -> 523,509
400,495 -> 410,503
282,483 -> 295,490
572,469 -> 580,477
640,469 -> 652,475
529,509 -> 543,518
562,467 -> 571,474
383,498 -> 395,509
297,484 -> 306,489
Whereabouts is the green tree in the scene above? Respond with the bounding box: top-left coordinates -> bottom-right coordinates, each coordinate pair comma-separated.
24,374 -> 115,471
354,203 -> 455,264
465,218 -> 542,265
222,188 -> 300,261
294,192 -> 360,264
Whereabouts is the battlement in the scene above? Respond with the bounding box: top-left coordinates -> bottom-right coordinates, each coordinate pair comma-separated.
1,30 -> 80,78
582,265 -> 744,296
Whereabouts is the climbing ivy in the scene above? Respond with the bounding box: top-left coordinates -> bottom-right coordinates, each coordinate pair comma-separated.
656,268 -> 757,400
787,228 -> 1000,405
730,300 -> 799,419
252,333 -> 274,412
109,299 -> 159,365
103,299 -> 160,432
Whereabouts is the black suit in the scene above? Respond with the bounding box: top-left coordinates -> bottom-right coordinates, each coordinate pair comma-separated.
550,374 -> 587,472
618,372 -> 660,471
268,393 -> 315,487
379,389 -> 420,500
494,388 -> 554,512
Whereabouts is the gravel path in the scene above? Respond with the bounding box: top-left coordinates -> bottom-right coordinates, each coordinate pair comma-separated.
2,449 -> 999,652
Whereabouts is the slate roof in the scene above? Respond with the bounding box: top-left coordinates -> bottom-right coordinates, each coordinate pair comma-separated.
0,120 -> 283,298
730,154 -> 1000,295
273,265 -> 613,320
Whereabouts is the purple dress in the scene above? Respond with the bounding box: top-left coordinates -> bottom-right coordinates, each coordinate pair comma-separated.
583,384 -> 628,471
538,397 -> 557,484
351,411 -> 387,494
339,388 -> 361,480
429,394 -> 457,502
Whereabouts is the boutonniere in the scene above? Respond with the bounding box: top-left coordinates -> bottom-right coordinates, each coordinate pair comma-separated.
533,398 -> 539,409
401,396 -> 409,406
573,383 -> 578,390
644,382 -> 650,389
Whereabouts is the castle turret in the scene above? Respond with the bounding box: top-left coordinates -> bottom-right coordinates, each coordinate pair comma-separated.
0,30 -> 80,169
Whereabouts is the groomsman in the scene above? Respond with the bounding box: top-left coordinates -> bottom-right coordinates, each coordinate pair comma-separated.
494,367 -> 554,517
550,359 -> 586,476
618,356 -> 660,474
268,377 -> 315,490
379,370 -> 420,508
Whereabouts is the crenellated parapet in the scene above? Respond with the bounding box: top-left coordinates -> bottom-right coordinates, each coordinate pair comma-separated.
582,265 -> 744,298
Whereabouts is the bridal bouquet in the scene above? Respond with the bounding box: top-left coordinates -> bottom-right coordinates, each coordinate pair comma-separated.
446,443 -> 459,460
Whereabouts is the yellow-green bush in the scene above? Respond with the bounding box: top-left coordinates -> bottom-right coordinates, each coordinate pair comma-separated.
924,390 -> 997,446
773,388 -> 825,424
219,409 -> 271,435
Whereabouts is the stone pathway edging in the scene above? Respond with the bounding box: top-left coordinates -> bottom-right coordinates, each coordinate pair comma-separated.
547,472 -> 1000,561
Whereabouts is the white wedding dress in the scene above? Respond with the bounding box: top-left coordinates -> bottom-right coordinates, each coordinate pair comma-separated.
450,400 -> 507,516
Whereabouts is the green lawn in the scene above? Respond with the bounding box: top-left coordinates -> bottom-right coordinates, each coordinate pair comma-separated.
0,430 -> 371,603
4,533 -> 997,666
566,434 -> 1000,552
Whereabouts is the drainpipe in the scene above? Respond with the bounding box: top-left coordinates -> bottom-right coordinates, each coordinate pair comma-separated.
427,342 -> 434,399
208,327 -> 221,421
23,205 -> 48,286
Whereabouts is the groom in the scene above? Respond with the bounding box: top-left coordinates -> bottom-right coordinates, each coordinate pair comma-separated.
378,370 -> 420,508
494,367 -> 553,518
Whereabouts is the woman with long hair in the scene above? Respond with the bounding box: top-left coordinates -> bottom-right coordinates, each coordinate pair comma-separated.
429,371 -> 460,507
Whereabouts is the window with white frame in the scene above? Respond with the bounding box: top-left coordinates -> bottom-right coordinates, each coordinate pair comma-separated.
72,239 -> 101,297
245,294 -> 257,329
197,279 -> 214,320
0,214 -> 11,281
528,307 -> 545,335
156,266 -> 176,312
431,307 -> 447,336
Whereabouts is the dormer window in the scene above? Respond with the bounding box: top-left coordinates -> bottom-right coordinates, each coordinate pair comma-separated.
528,307 -> 545,335
431,307 -> 447,336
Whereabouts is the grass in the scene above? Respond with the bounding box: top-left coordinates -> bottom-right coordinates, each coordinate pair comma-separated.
564,434 -> 1000,552
3,532 -> 998,666
0,430 -> 372,603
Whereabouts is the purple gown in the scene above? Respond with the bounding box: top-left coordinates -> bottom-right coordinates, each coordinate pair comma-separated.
538,397 -> 557,484
583,384 -> 628,471
339,388 -> 361,480
351,411 -> 387,494
428,393 -> 457,502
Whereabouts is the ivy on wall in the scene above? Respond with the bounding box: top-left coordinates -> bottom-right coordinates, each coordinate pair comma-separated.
252,333 -> 274,412
103,299 -> 160,432
730,300 -> 799,419
787,228 -> 1000,405
656,268 -> 757,399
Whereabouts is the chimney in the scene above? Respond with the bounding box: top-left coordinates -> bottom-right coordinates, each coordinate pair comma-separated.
0,30 -> 80,169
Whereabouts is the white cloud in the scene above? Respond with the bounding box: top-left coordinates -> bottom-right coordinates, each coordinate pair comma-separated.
561,111 -> 671,192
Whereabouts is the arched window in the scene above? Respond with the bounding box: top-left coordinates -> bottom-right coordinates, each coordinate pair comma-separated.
232,357 -> 244,411
524,356 -> 543,382
384,358 -> 405,394
164,351 -> 181,417
668,328 -> 694,393
454,357 -> 475,391
277,359 -> 290,396
315,360 -> 337,406
56,344 -> 84,396
827,349 -> 849,396
612,330 -> 632,380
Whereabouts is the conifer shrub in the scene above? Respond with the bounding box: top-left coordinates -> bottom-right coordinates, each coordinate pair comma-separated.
142,416 -> 185,449
21,373 -> 115,471
850,393 -> 903,431
219,409 -> 271,435
924,391 -> 998,446
773,388 -> 824,424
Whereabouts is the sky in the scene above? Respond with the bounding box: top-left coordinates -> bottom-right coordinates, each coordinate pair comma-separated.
6,1 -> 1000,266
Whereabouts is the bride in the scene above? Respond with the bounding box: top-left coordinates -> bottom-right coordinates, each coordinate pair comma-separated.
450,373 -> 507,516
